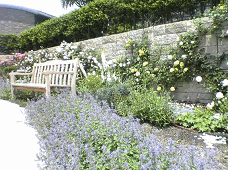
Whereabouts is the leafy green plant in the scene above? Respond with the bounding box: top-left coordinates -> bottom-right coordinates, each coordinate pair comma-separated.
96,82 -> 130,107
115,88 -> 174,127
176,106 -> 228,132
3,66 -> 17,75
77,75 -> 104,94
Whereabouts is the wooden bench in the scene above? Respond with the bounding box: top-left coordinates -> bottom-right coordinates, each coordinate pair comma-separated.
9,58 -> 87,98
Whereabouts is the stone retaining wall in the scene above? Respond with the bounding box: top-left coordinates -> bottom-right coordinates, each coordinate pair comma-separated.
3,18 -> 228,103
56,18 -> 227,103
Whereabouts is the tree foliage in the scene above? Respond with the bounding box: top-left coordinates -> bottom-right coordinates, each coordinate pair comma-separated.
61,0 -> 93,8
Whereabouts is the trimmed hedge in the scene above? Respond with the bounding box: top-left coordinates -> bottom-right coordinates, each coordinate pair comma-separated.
0,34 -> 18,54
17,0 -> 221,52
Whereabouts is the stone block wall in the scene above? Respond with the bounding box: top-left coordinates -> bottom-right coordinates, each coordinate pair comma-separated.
19,18 -> 228,103
172,81 -> 214,104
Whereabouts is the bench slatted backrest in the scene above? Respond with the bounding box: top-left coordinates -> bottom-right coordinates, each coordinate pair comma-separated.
31,59 -> 78,86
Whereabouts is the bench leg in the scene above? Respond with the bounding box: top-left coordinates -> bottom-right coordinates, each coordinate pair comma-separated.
11,85 -> 14,99
71,86 -> 76,96
46,86 -> 51,98
45,75 -> 51,98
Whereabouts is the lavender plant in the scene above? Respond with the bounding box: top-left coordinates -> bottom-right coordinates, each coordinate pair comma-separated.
24,92 -> 219,169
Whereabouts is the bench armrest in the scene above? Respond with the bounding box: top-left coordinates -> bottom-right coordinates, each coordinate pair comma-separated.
9,72 -> 32,84
43,71 -> 74,75
8,72 -> 32,76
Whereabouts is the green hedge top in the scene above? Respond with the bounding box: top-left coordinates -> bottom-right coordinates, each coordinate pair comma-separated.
17,0 -> 222,52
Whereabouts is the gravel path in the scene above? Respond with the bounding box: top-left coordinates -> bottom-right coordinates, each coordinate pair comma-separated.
0,100 -> 42,170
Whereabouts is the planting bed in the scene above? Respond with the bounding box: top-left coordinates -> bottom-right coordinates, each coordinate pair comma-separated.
140,112 -> 228,169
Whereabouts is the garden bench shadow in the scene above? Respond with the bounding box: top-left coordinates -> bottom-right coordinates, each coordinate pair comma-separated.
9,58 -> 87,98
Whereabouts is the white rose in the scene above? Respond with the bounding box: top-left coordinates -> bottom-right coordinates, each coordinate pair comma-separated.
206,101 -> 214,110
221,79 -> 228,87
179,41 -> 183,45
167,55 -> 172,60
213,113 -> 220,119
181,55 -> 187,59
196,76 -> 202,83
191,41 -> 195,44
170,68 -> 175,73
174,60 -> 180,66
135,71 -> 140,76
216,92 -> 224,99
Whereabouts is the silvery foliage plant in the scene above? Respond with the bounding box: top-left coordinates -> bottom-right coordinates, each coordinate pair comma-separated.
24,91 -> 219,170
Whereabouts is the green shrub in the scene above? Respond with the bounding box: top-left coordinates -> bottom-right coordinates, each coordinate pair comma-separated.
115,88 -> 174,127
96,82 -> 130,107
77,75 -> 104,94
3,66 -> 17,74
0,86 -> 12,101
0,34 -> 18,54
176,106 -> 228,132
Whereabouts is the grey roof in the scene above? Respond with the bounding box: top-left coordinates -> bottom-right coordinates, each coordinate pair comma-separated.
0,4 -> 55,18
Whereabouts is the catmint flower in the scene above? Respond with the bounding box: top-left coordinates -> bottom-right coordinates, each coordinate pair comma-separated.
216,92 -> 224,99
196,76 -> 202,83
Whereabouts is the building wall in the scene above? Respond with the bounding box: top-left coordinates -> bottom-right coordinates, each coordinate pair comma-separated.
0,6 -> 51,35
0,7 -> 35,34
